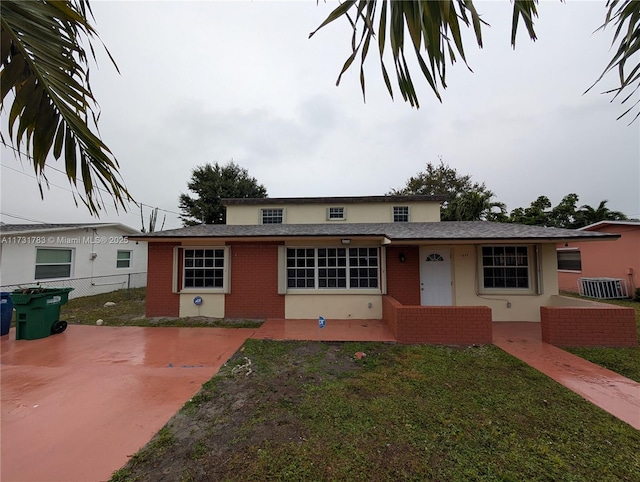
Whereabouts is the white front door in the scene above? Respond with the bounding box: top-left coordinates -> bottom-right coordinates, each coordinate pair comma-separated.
420,248 -> 453,306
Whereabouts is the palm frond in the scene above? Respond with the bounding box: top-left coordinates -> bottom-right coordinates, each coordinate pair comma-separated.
0,0 -> 132,215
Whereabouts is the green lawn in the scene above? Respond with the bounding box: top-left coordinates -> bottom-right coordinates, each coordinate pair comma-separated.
111,340 -> 640,481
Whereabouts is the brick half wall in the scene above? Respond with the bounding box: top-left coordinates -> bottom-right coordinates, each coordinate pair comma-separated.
540,306 -> 638,347
382,296 -> 492,344
146,242 -> 180,317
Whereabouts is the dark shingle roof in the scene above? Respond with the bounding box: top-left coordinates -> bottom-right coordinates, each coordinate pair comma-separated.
221,195 -> 447,205
129,221 -> 619,243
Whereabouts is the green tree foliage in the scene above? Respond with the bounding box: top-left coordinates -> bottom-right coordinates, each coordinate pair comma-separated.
390,161 -> 504,221
312,0 -> 640,121
179,161 -> 267,226
1,0 -> 130,215
508,194 -> 627,227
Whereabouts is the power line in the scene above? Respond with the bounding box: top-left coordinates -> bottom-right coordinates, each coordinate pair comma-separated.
1,157 -> 183,218
0,212 -> 48,224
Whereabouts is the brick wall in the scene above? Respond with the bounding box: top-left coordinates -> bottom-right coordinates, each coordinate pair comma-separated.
225,243 -> 284,319
146,242 -> 179,317
540,306 -> 638,347
386,246 -> 420,305
382,296 -> 492,344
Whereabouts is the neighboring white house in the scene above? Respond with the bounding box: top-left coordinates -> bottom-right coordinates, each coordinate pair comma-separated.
0,223 -> 147,298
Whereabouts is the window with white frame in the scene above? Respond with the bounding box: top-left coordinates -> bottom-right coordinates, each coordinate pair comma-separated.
261,208 -> 283,224
286,247 -> 379,289
481,246 -> 530,289
393,206 -> 409,222
35,248 -> 73,280
557,249 -> 582,271
327,207 -> 345,220
116,250 -> 131,268
183,248 -> 226,288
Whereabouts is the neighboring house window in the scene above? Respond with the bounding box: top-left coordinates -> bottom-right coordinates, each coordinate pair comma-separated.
481,246 -> 530,289
183,248 -> 225,288
328,207 -> 345,220
35,248 -> 72,280
393,206 -> 409,222
116,250 -> 131,268
261,208 -> 283,224
557,249 -> 582,271
286,247 -> 379,289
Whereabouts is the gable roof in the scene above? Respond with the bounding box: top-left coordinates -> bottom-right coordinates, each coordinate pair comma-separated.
222,195 -> 447,205
0,223 -> 141,235
130,221 -> 619,244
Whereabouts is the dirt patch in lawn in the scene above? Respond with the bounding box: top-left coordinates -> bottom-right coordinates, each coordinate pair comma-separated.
112,341 -> 365,481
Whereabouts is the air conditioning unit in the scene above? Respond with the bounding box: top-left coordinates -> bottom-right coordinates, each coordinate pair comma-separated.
578,278 -> 628,299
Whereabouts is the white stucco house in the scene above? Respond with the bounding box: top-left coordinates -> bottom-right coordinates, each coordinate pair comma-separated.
0,223 -> 147,298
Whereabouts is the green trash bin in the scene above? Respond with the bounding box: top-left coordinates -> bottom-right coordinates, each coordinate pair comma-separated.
10,287 -> 74,340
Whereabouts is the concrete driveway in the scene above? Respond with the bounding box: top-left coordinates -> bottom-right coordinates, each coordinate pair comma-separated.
1,325 -> 254,482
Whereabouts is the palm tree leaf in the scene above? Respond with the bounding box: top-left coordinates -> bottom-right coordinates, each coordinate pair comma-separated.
1,0 -> 131,215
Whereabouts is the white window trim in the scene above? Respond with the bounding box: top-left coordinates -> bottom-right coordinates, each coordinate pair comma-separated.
557,247 -> 582,273
281,245 -> 382,293
392,205 -> 410,222
116,250 -> 132,269
477,244 -> 538,295
175,246 -> 231,293
327,207 -> 346,221
260,208 -> 285,225
34,247 -> 74,280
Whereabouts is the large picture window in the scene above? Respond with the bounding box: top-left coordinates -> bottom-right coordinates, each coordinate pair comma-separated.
35,248 -> 73,280
183,248 -> 225,288
481,246 -> 530,289
286,247 -> 379,290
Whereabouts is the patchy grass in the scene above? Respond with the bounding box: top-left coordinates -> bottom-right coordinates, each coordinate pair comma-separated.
59,288 -> 263,328
111,340 -> 640,481
560,293 -> 640,383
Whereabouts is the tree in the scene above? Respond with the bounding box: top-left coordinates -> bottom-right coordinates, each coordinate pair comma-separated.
179,161 -> 267,226
311,0 -> 640,121
575,199 -> 628,226
1,0 -> 130,215
508,196 -> 552,226
390,161 -> 503,221
449,190 -> 507,222
548,193 -> 580,228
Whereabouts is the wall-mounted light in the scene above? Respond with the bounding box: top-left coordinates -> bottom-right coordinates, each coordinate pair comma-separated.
398,252 -> 406,263
341,238 -> 351,245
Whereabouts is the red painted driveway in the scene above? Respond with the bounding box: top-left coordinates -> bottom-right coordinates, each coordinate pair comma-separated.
1,325 -> 254,482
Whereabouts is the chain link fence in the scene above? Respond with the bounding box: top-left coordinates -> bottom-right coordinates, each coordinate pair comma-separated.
0,272 -> 147,299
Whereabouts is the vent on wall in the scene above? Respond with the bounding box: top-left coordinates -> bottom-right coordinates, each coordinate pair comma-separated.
578,278 -> 628,299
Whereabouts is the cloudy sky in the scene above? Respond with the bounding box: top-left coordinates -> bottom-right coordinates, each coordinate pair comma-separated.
1,0 -> 639,230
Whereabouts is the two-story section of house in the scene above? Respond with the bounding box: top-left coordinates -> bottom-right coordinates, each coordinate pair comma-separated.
132,195 -> 623,345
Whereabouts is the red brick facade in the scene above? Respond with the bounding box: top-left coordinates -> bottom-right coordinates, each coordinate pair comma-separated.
540,306 -> 638,347
225,243 -> 284,319
382,295 -> 493,344
146,242 -> 180,317
385,246 -> 420,305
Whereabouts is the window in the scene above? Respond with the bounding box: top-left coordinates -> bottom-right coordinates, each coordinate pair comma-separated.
286,247 -> 379,289
261,208 -> 283,224
116,250 -> 131,268
393,206 -> 409,222
481,246 -> 530,289
35,248 -> 72,280
557,249 -> 582,271
328,207 -> 345,220
183,248 -> 225,288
